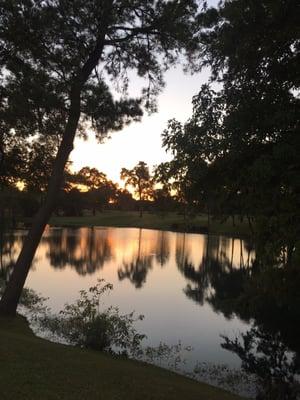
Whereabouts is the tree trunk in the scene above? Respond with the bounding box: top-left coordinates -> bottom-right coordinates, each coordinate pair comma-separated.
0,5 -> 110,315
0,89 -> 81,316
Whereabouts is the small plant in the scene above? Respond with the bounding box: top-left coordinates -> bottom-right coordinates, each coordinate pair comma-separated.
133,341 -> 193,372
19,288 -> 49,317
38,279 -> 145,354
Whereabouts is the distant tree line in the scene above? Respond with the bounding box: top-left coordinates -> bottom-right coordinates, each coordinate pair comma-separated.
0,154 -> 181,222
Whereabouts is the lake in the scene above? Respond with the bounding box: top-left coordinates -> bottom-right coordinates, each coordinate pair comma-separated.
1,226 -> 255,373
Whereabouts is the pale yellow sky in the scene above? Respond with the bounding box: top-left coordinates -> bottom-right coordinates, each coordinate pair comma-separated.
70,66 -> 211,186
70,0 -> 221,185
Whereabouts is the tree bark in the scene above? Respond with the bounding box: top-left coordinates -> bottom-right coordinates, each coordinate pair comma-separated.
0,8 -> 110,314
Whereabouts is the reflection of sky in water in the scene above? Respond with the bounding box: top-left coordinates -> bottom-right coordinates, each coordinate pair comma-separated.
3,227 -> 255,369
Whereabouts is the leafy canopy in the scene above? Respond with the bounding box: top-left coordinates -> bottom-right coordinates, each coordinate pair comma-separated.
162,0 -> 300,227
0,0 -> 201,146
121,161 -> 153,201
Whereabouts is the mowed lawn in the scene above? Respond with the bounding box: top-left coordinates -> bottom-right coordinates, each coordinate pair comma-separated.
48,210 -> 250,236
0,317 -> 246,400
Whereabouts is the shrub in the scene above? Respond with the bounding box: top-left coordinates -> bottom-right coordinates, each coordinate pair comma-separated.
39,279 -> 145,354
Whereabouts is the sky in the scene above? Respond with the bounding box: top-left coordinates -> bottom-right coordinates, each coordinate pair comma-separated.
70,0 -> 219,186
70,67 -> 212,186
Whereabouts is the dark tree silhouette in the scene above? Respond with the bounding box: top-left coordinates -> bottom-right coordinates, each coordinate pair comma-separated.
120,161 -> 153,217
73,167 -> 117,214
162,0 -> 300,252
0,0 -> 201,315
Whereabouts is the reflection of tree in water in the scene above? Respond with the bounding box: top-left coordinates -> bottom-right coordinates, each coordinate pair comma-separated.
176,235 -> 253,310
222,326 -> 300,399
176,233 -> 208,305
176,232 -> 300,395
183,258 -> 248,310
155,230 -> 170,266
201,243 -> 300,397
192,250 -> 300,362
118,229 -> 170,288
176,235 -> 300,349
45,228 -> 112,275
0,230 -> 26,283
118,229 -> 154,288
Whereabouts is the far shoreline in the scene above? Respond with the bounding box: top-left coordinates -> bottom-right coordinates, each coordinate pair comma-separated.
46,210 -> 253,239
12,210 -> 253,239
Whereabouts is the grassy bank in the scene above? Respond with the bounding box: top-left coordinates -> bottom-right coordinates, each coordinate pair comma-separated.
47,211 -> 251,237
0,316 -> 245,400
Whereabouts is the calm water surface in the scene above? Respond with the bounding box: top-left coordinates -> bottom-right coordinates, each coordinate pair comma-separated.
4,227 -> 256,369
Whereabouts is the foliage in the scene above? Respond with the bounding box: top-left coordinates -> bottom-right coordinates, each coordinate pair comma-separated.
68,167 -> 118,214
38,279 -> 145,353
221,327 -> 300,400
0,0 -> 203,315
121,161 -> 153,201
161,0 -> 300,258
74,167 -> 109,190
0,133 -> 58,192
133,341 -> 193,372
114,188 -> 136,211
0,0 -> 203,187
0,0 -> 201,144
121,161 -> 153,216
152,188 -> 177,214
153,161 -> 191,212
19,287 -> 49,317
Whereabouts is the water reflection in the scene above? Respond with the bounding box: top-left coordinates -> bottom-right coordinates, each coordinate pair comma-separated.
222,326 -> 300,399
45,228 -> 112,275
0,227 -> 255,294
116,229 -> 171,288
0,227 -> 257,326
117,229 -> 151,288
0,230 -> 26,282
176,234 -> 254,312
155,230 -> 170,266
1,226 -> 299,396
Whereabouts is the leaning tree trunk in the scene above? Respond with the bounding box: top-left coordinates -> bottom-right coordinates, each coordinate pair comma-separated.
0,18 -> 109,315
0,88 -> 81,316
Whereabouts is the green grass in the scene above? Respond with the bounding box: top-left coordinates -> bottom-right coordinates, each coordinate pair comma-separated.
47,211 -> 251,237
0,316 -> 245,400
